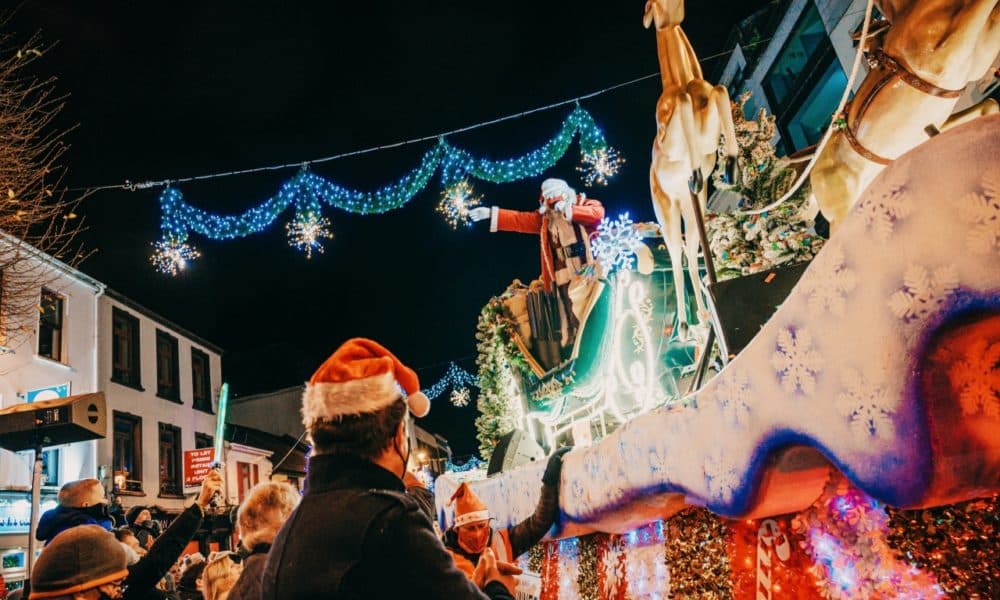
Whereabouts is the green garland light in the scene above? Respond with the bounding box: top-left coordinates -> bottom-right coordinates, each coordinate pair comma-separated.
153,106 -> 617,274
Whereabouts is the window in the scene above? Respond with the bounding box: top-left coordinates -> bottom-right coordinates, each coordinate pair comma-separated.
195,432 -> 214,449
112,308 -> 142,388
155,330 -> 180,401
761,2 -> 848,153
236,462 -> 260,504
783,57 -> 848,150
159,423 -> 182,496
38,289 -> 64,361
763,3 -> 827,110
16,449 -> 60,487
113,412 -> 143,493
191,348 -> 212,413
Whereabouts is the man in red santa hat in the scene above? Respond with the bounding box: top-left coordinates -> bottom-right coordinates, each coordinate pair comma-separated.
470,178 -> 604,360
443,447 -> 569,581
261,338 -> 520,599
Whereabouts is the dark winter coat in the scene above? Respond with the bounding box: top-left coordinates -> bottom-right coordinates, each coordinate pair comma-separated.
36,505 -> 114,544
261,454 -> 514,600
227,544 -> 269,600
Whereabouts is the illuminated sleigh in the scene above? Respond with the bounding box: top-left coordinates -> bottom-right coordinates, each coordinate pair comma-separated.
492,240 -> 705,451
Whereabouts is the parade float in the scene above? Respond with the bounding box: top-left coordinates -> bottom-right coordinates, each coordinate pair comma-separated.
436,0 -> 1000,597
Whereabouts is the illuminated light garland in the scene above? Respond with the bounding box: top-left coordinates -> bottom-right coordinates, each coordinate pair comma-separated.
150,239 -> 201,276
437,180 -> 483,229
421,361 -> 479,401
577,147 -> 624,187
285,212 -> 333,258
153,106 -> 617,269
590,212 -> 642,272
444,456 -> 487,473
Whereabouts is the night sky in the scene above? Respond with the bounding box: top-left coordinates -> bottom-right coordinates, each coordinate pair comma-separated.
11,1 -> 771,456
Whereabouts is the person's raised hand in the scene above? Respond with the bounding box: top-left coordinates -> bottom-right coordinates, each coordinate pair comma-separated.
542,446 -> 572,487
197,469 -> 223,509
473,549 -> 521,593
468,207 -> 491,222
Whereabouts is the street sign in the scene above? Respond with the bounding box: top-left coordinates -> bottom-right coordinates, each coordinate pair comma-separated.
183,448 -> 215,487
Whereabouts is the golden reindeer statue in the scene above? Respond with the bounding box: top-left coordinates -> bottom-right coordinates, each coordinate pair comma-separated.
644,0 -> 739,339
812,0 -> 1000,227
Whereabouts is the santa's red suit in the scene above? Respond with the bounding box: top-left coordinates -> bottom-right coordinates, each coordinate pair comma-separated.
487,181 -> 604,347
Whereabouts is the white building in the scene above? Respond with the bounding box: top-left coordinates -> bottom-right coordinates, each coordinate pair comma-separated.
97,289 -> 224,515
0,236 -> 104,591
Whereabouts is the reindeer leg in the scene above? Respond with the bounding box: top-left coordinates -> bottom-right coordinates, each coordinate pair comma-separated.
674,93 -> 705,194
684,190 -> 710,326
651,167 -> 689,339
712,84 -> 740,185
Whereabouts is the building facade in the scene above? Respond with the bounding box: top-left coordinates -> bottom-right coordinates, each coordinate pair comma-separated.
0,237 -> 105,593
97,289 -> 223,515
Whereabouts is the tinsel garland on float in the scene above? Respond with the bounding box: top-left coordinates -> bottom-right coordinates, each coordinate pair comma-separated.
474,284 -> 536,459
525,477 -> 997,599
708,92 -> 824,280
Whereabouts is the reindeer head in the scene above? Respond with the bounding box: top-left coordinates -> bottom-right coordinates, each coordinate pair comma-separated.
643,0 -> 685,30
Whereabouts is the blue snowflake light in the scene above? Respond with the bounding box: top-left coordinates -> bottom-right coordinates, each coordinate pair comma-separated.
591,212 -> 642,272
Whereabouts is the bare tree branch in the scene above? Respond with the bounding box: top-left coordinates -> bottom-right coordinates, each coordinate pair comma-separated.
0,22 -> 91,351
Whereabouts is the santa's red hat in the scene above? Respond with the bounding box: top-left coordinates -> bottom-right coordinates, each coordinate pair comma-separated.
449,482 -> 491,527
301,338 -> 430,428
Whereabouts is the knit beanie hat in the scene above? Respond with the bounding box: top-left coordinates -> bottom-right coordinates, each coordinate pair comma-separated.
301,338 -> 429,428
30,525 -> 128,599
449,482 -> 491,527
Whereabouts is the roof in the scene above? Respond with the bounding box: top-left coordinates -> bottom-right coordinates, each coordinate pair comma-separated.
225,422 -> 308,475
104,287 -> 224,354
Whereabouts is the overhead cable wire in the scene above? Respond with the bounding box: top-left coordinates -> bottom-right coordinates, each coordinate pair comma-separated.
64,36 -> 772,195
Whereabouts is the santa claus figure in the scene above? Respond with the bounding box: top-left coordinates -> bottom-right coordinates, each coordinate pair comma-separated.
470,179 -> 604,355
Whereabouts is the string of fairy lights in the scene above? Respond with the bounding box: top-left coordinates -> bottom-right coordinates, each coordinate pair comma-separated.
151,105 -> 622,275
56,33 -> 784,276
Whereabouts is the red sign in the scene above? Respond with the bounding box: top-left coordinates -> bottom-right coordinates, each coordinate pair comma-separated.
183,448 -> 216,487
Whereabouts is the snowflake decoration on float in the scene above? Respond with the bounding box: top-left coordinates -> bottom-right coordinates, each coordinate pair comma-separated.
450,387 -> 471,408
437,180 -> 483,229
591,212 -> 642,272
836,369 -> 896,443
958,171 -> 999,255
945,338 -> 1000,418
770,326 -> 823,395
800,244 -> 857,317
887,264 -> 958,325
859,178 -> 913,242
285,213 -> 333,259
151,239 -> 201,276
577,146 -> 624,186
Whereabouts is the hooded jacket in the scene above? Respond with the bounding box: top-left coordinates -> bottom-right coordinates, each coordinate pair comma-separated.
36,505 -> 113,545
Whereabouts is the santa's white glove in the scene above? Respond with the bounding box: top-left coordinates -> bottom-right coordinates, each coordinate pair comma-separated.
468,207 -> 491,222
